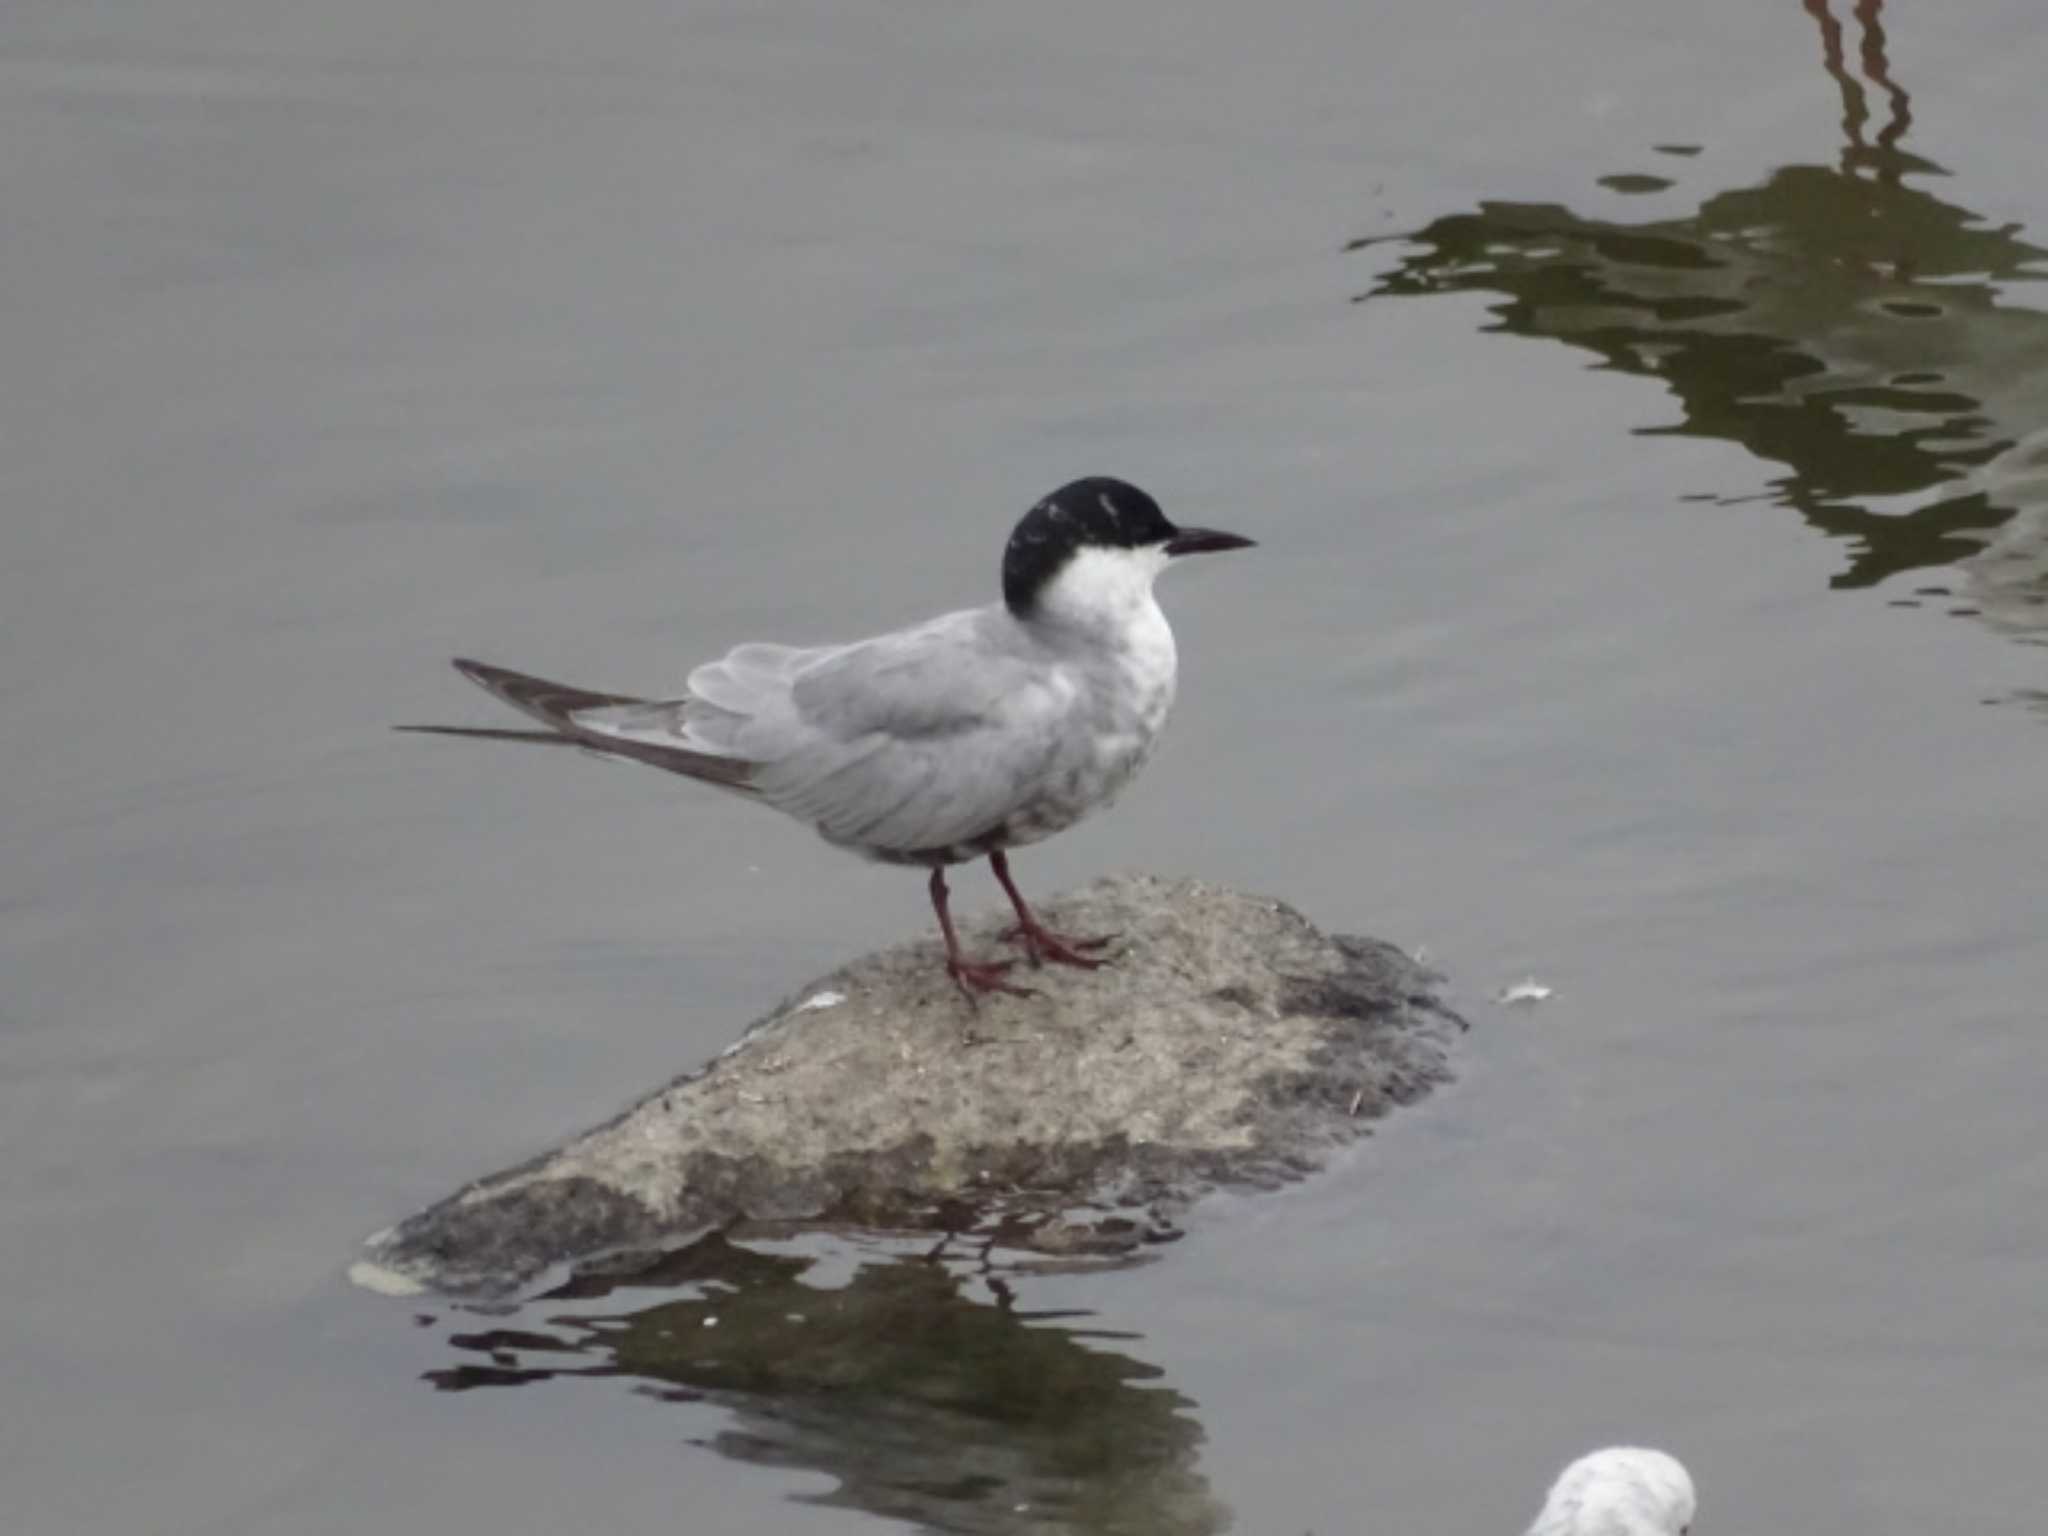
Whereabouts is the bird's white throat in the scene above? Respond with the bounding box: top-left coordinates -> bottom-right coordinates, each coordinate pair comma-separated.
1026,542 -> 1180,754
1029,543 -> 1175,641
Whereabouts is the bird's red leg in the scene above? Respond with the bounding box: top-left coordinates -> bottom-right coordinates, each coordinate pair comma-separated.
988,851 -> 1114,969
929,866 -> 1035,1003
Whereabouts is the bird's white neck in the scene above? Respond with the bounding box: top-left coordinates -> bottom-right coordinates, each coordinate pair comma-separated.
1026,544 -> 1174,646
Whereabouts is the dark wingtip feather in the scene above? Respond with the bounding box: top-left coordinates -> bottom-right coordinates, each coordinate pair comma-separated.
446,657 -> 647,731
428,657 -> 760,791
394,723 -> 578,745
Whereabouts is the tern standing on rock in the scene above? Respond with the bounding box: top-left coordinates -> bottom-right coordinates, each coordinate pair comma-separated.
405,477 -> 1254,1001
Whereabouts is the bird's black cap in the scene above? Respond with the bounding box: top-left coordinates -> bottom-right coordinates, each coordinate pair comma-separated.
1002,477 -> 1179,616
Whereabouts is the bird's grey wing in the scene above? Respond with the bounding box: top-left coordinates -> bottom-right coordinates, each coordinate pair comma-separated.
740,612 -> 1077,855
425,612 -> 1074,856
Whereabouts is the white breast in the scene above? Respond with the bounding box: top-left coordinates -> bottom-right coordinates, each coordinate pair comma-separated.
997,544 -> 1181,847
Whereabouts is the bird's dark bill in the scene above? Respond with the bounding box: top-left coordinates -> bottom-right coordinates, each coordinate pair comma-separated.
1164,527 -> 1256,556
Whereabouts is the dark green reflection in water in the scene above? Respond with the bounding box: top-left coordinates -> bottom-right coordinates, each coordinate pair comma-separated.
425,1234 -> 1227,1536
1352,0 -> 2048,645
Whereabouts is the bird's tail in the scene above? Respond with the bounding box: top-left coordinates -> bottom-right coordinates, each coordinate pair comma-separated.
399,657 -> 758,790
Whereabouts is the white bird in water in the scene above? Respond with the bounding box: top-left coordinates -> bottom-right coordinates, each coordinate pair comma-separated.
1524,1447 -> 1696,1536
403,477 -> 1254,1002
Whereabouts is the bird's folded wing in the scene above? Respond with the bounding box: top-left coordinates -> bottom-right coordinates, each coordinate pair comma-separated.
747,614 -> 1076,855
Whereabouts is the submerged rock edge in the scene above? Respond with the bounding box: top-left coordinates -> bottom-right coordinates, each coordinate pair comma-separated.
357,874 -> 1463,1298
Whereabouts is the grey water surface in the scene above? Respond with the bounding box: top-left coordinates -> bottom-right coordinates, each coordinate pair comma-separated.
5,1 -> 2047,1532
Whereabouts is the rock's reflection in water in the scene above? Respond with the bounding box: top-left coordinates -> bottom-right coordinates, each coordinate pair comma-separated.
1353,0 -> 2048,647
427,1233 -> 1227,1536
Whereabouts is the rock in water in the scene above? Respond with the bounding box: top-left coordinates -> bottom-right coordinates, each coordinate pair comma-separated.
353,874 -> 1462,1297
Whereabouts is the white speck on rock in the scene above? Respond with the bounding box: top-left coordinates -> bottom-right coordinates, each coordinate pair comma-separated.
346,1259 -> 425,1297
